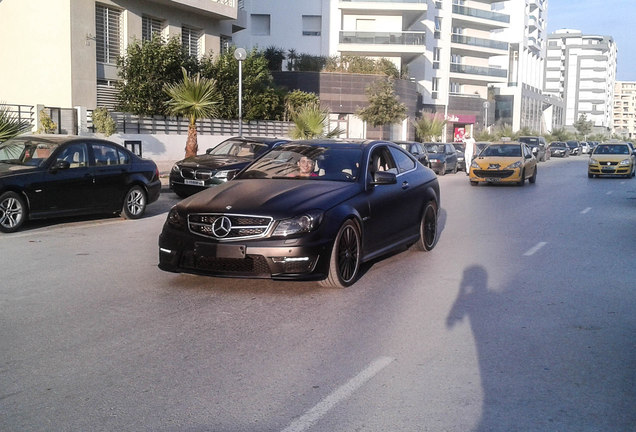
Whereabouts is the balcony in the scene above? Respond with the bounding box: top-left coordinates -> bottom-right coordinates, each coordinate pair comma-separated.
339,0 -> 427,27
451,34 -> 508,57
339,31 -> 426,63
452,5 -> 509,31
450,63 -> 508,84
147,0 -> 237,19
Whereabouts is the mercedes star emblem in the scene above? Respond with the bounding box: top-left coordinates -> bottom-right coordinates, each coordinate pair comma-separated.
212,216 -> 232,238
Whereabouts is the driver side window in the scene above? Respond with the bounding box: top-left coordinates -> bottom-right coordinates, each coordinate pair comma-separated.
57,143 -> 87,168
369,146 -> 397,177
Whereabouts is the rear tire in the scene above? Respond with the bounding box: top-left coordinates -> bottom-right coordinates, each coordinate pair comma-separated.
0,191 -> 27,233
414,201 -> 438,251
122,185 -> 147,219
320,220 -> 361,288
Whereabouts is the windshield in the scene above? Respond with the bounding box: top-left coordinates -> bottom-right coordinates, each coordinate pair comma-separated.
425,144 -> 445,153
237,144 -> 362,182
481,145 -> 521,157
207,139 -> 269,158
594,145 -> 629,155
550,142 -> 565,147
0,137 -> 57,166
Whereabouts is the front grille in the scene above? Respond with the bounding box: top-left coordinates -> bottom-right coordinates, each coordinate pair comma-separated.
188,213 -> 273,241
181,252 -> 271,275
180,167 -> 214,180
473,170 -> 514,179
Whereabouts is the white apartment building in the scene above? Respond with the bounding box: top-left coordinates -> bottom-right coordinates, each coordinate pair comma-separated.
613,81 -> 636,140
233,0 -> 555,140
544,29 -> 617,134
0,0 -> 243,111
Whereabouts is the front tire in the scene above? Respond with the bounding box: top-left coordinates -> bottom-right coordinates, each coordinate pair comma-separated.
529,166 -> 537,184
414,201 -> 438,251
122,185 -> 147,219
517,169 -> 525,186
320,220 -> 361,288
0,191 -> 27,233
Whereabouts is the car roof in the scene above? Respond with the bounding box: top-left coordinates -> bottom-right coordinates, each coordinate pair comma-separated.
4,134 -> 116,146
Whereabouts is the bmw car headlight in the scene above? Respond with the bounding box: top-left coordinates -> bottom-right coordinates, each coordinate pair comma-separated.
171,164 -> 180,172
273,210 -> 323,237
505,160 -> 522,170
213,170 -> 236,180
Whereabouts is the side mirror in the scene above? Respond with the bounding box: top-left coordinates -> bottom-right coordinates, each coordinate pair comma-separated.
50,160 -> 70,172
371,170 -> 397,185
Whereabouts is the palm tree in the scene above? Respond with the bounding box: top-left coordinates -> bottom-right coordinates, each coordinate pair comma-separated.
413,113 -> 446,142
290,103 -> 343,139
0,104 -> 31,142
164,67 -> 220,158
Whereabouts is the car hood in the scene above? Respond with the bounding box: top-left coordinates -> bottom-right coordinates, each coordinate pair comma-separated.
591,155 -> 631,162
472,156 -> 521,169
177,179 -> 360,217
0,163 -> 37,177
176,154 -> 252,170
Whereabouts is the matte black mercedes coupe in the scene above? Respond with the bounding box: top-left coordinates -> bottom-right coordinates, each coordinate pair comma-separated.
0,135 -> 161,233
158,140 -> 440,287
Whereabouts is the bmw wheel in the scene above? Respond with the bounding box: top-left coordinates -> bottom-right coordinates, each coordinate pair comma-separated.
414,201 -> 438,251
122,185 -> 147,219
321,220 -> 361,288
0,191 -> 27,233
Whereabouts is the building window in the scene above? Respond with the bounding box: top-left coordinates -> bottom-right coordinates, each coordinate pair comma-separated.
251,14 -> 270,36
302,15 -> 321,36
433,47 -> 440,69
182,25 -> 201,57
450,81 -> 461,94
432,77 -> 439,99
451,54 -> 462,64
220,35 -> 232,55
434,17 -> 442,39
142,16 -> 164,41
95,4 -> 122,64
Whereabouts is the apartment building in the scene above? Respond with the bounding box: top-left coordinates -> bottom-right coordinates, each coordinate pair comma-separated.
0,0 -> 243,111
233,0 -> 555,140
613,81 -> 636,140
544,29 -> 617,134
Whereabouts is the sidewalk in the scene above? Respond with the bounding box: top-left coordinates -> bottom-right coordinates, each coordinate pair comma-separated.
155,160 -> 176,192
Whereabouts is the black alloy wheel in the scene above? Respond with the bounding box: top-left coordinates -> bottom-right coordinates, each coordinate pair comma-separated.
321,220 -> 361,288
414,201 -> 438,251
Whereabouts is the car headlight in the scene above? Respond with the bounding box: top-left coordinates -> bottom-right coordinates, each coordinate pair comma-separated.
470,160 -> 480,169
167,206 -> 186,229
619,159 -> 631,166
213,169 -> 236,180
171,164 -> 180,172
589,158 -> 598,165
505,160 -> 522,170
272,210 -> 323,237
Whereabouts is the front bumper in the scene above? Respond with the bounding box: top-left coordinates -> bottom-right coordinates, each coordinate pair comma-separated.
588,162 -> 633,176
158,225 -> 332,281
469,167 -> 521,184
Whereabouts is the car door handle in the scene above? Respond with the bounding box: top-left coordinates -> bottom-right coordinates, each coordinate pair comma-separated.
401,181 -> 409,189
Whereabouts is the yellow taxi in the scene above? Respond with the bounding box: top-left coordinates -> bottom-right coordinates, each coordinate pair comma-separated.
469,141 -> 537,186
587,142 -> 635,178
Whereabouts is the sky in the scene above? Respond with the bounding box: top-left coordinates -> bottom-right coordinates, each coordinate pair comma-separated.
546,0 -> 634,81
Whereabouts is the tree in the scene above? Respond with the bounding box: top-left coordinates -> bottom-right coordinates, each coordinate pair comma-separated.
290,103 -> 343,139
413,114 -> 446,142
262,46 -> 285,71
573,114 -> 593,138
164,68 -> 221,158
0,104 -> 31,142
284,90 -> 320,121
116,35 -> 198,115
357,78 -> 407,130
92,107 -> 116,137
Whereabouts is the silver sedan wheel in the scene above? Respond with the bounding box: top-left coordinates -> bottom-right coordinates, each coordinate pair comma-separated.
0,192 -> 26,233
122,186 -> 147,219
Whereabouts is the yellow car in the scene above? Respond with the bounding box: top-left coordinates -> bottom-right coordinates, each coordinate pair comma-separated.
587,143 -> 635,178
469,142 -> 537,186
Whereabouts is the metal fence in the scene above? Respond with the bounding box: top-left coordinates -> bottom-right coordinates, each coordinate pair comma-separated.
1,104 -> 35,128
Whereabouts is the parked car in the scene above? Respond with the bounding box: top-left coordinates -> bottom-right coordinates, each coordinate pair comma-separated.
566,140 -> 581,156
518,136 -> 549,162
580,141 -> 590,154
393,140 -> 430,168
548,141 -> 569,158
0,135 -> 161,233
169,136 -> 289,197
158,139 -> 440,287
424,143 -> 459,175
587,142 -> 635,178
469,141 -> 537,186
453,143 -> 466,171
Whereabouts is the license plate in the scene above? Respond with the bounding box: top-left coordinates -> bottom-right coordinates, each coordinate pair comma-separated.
184,179 -> 205,186
194,242 -> 246,259
486,177 -> 501,182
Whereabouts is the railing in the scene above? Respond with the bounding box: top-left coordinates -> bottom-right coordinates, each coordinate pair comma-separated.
450,63 -> 507,78
340,31 -> 425,45
451,34 -> 508,51
452,5 -> 510,23
341,0 -> 426,3
0,104 -> 35,128
88,112 -> 292,136
211,0 -> 235,6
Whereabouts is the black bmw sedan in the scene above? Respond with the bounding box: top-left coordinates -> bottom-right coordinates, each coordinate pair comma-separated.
158,140 -> 441,288
169,136 -> 289,197
0,135 -> 161,233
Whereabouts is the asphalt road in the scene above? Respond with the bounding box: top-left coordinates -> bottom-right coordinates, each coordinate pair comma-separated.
1,156 -> 635,431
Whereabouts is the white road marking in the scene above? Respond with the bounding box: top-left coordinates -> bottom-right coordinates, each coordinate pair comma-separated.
606,191 -> 613,195
281,356 -> 395,432
523,241 -> 547,256
580,207 -> 592,214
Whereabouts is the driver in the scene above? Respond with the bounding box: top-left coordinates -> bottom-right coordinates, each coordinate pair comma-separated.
294,156 -> 317,177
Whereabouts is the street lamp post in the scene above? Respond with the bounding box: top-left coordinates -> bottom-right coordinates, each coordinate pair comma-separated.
234,48 -> 247,136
